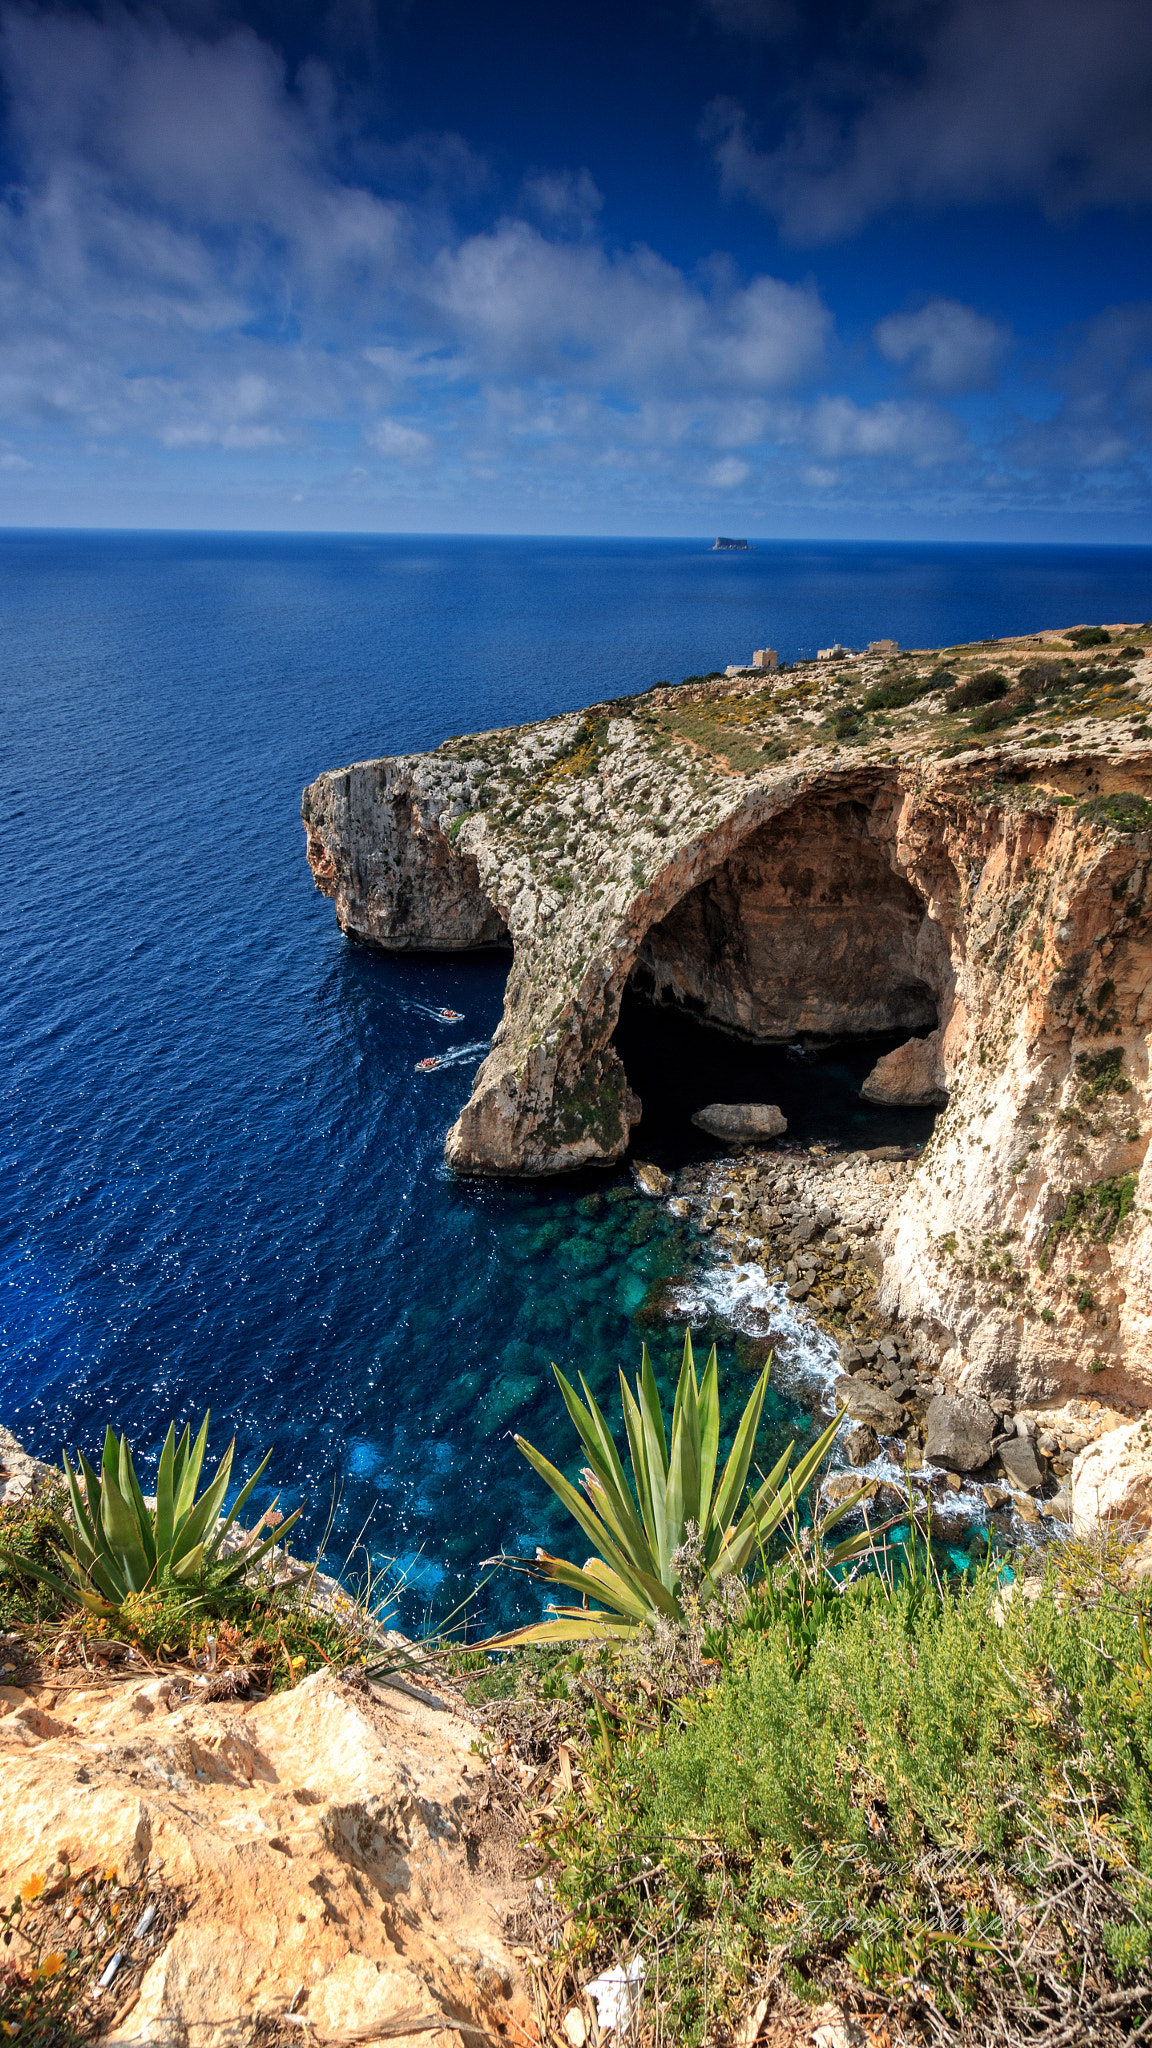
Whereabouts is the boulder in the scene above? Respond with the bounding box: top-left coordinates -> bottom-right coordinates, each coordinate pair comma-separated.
845,1425 -> 880,1467
999,1437 -> 1044,1494
835,1376 -> 907,1434
1072,1418 -> 1152,1537
860,1029 -> 948,1108
631,1161 -> 670,1198
690,1102 -> 787,1141
924,1394 -> 996,1472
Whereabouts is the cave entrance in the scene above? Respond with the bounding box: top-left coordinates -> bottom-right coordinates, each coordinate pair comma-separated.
612,790 -> 949,1165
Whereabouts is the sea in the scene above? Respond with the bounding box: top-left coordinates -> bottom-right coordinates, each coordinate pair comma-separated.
4,531 -> 1151,1630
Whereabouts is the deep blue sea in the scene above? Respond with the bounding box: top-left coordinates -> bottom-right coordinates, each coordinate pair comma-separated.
4,531 -> 1150,1628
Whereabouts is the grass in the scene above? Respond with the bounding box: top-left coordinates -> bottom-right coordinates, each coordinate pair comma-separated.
507,1542 -> 1152,2044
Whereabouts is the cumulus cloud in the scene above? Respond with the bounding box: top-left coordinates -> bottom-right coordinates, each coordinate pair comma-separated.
804,395 -> 965,467
367,417 -> 434,460
874,298 -> 1010,394
704,0 -> 1152,241
519,167 -> 603,239
0,1 -> 1143,526
706,455 -> 751,487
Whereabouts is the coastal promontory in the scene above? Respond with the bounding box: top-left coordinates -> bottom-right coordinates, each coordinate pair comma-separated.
304,626 -> 1152,1410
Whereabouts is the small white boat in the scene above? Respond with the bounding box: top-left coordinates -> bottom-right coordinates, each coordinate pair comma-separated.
435,1007 -> 464,1022
415,1056 -> 442,1072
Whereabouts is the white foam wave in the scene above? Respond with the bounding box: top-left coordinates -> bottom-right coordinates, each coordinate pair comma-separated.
669,1245 -> 989,1523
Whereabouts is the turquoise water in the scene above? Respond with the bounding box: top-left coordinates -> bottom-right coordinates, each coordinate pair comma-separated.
4,531 -> 1147,1625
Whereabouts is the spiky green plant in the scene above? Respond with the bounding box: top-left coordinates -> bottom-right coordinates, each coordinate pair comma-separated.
487,1334 -> 881,1647
0,1414 -> 302,1614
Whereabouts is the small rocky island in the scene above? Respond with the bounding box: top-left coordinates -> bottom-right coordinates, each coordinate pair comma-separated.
303,623 -> 1152,1427
712,535 -> 750,549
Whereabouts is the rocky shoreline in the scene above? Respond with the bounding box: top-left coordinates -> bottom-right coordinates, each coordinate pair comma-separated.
632,1139 -> 1142,1547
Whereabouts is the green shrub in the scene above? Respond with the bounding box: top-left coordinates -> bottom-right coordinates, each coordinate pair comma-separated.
1066,626 -> 1111,648
1077,1045 -> 1131,1100
534,1561 -> 1152,2040
1019,656 -> 1068,693
970,691 -> 1035,733
860,674 -> 937,712
947,669 -> 1008,710
1039,1167 -> 1138,1268
1077,791 -> 1152,836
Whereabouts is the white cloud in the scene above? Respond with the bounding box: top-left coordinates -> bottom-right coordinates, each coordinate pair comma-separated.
704,0 -> 1152,241
874,298 -> 1010,394
706,455 -> 751,487
805,395 -> 966,466
519,168 -> 603,239
367,417 -> 434,460
0,3 -> 1143,528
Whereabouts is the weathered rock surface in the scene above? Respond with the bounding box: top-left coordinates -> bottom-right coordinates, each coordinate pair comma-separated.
304,630 -> 1152,1407
691,1101 -> 787,1140
861,1029 -> 948,1107
0,1425 -> 51,1504
632,1160 -> 670,1197
0,1667 -> 529,2046
924,1394 -> 996,1471
835,1376 -> 907,1434
999,1435 -> 1045,1493
1072,1415 -> 1152,1535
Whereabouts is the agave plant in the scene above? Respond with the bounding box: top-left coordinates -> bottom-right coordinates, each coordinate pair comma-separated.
487,1333 -> 883,1648
1,1414 -> 302,1614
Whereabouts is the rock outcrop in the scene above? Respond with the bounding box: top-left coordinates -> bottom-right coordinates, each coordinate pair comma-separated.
0,1665 -> 530,2045
691,1102 -> 787,1140
304,627 -> 1152,1406
861,1029 -> 948,1107
1072,1414 -> 1152,1535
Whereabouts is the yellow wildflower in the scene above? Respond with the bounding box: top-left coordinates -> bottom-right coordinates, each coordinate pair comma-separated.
18,1874 -> 44,1903
103,1867 -> 118,1885
39,1950 -> 66,1978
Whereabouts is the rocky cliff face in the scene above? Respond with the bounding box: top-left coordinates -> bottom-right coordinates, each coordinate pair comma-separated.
0,1663 -> 530,2045
303,628 -> 1152,1404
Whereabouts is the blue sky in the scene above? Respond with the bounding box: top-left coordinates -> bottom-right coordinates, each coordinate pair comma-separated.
0,0 -> 1149,537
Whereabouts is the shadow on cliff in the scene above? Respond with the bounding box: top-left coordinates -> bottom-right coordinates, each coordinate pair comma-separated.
612,988 -> 940,1169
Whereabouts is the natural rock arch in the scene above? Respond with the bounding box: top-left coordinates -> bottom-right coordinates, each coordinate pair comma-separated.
626,785 -> 952,1051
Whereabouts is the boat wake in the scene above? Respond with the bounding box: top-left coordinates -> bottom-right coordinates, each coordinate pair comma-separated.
415,1037 -> 491,1072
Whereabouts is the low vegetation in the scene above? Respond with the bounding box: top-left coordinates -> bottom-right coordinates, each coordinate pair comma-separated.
498,1541 -> 1152,2045
6,1338 -> 1152,2044
0,1422 -> 377,1682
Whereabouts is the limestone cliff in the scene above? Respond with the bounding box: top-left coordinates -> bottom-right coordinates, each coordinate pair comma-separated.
304,626 -> 1152,1404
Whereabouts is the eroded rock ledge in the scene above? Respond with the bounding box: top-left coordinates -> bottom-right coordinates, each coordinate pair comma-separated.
303,628 -> 1152,1405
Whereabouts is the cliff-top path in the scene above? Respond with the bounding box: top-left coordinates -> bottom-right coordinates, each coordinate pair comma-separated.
304,623 -> 1152,1408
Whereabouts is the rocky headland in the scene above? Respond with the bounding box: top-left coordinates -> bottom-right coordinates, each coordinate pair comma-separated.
304,622 -> 1152,1431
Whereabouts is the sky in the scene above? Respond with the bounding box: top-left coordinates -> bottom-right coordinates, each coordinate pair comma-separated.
0,0 -> 1150,537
